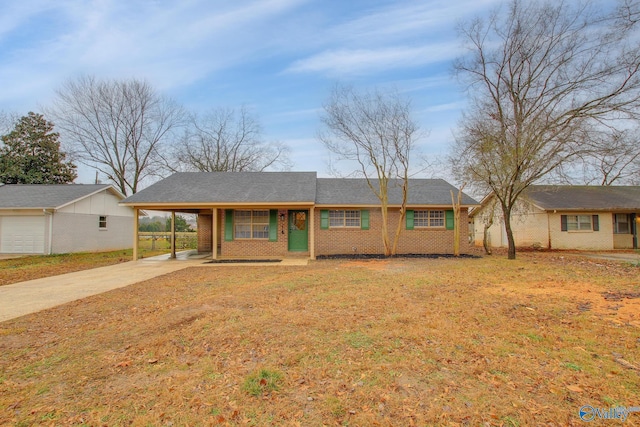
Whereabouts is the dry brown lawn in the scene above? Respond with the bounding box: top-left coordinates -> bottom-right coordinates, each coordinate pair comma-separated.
1,252 -> 639,426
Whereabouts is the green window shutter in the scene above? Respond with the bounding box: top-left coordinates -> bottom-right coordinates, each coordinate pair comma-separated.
592,215 -> 599,231
361,210 -> 370,230
445,210 -> 454,230
224,209 -> 234,241
269,209 -> 278,241
406,210 -> 414,230
561,215 -> 568,232
320,210 -> 329,229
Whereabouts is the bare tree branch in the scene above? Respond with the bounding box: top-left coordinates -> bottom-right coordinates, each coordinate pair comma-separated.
47,75 -> 186,195
451,0 -> 640,259
319,84 -> 419,256
169,106 -> 291,173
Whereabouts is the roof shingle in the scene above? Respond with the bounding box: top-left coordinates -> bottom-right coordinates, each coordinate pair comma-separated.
0,184 -> 115,209
525,185 -> 640,211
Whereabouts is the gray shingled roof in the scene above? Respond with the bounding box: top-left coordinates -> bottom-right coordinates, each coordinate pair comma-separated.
0,184 -> 115,209
525,185 -> 640,211
121,172 -> 318,204
122,173 -> 478,206
316,178 -> 478,206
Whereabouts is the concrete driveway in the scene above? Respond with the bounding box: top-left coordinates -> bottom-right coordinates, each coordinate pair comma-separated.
0,255 -> 201,323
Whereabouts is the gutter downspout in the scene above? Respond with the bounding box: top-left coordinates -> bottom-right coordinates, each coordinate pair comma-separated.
43,209 -> 53,255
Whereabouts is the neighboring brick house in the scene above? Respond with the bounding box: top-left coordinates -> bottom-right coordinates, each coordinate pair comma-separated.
470,185 -> 640,250
121,172 -> 478,259
0,184 -> 135,254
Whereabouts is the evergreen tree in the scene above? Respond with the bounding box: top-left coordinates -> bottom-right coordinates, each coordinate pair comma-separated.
0,112 -> 77,184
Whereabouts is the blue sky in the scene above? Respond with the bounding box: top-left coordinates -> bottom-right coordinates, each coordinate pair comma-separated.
0,0 -> 502,185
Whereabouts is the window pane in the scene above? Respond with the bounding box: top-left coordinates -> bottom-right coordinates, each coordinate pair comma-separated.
235,224 -> 251,239
414,210 -> 428,227
344,210 -> 360,227
577,215 -> 592,230
615,214 -> 629,234
567,215 -> 592,231
329,210 -> 344,227
234,210 -> 269,239
252,210 -> 269,224
235,210 -> 251,223
429,210 -> 444,227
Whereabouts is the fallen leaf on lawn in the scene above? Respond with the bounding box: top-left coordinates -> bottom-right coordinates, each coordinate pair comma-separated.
116,360 -> 132,367
566,385 -> 583,393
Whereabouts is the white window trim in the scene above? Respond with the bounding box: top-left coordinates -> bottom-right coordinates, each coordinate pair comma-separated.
99,215 -> 107,230
414,210 -> 445,228
234,209 -> 269,240
329,210 -> 361,228
566,214 -> 592,232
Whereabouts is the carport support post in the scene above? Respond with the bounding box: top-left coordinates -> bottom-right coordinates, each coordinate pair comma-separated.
211,208 -> 218,260
170,211 -> 176,259
309,206 -> 315,259
133,208 -> 139,261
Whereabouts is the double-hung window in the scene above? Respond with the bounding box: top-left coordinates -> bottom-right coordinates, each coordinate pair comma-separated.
99,216 -> 107,229
329,210 -> 361,228
614,213 -> 630,234
566,215 -> 592,231
234,210 -> 269,239
414,210 -> 445,228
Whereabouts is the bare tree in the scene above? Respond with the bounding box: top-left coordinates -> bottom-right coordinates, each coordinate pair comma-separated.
47,75 -> 185,195
451,0 -> 640,259
558,127 -> 640,185
170,106 -> 290,172
0,110 -> 18,138
319,85 -> 419,256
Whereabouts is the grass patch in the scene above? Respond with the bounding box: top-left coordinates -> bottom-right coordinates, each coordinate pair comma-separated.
0,253 -> 639,425
243,369 -> 284,396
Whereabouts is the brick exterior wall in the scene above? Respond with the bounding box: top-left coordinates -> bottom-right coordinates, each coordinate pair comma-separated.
197,213 -> 213,252
314,207 -> 471,256
219,209 -> 306,258
198,207 -> 471,258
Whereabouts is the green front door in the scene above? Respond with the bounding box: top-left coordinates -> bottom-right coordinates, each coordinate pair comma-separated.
288,210 -> 309,252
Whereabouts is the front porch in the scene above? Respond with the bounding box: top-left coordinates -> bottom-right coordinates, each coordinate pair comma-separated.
132,206 -> 315,261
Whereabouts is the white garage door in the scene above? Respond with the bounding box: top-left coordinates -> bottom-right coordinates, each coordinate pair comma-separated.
0,216 -> 45,254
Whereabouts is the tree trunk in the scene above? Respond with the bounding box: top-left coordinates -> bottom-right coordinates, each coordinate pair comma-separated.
390,179 -> 409,256
482,221 -> 493,255
380,205 -> 391,256
501,204 -> 516,260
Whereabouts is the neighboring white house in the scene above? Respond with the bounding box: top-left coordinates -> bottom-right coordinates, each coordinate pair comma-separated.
471,186 -> 640,251
0,184 -> 134,254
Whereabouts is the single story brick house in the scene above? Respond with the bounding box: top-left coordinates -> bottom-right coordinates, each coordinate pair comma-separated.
0,184 -> 135,254
470,185 -> 640,250
120,172 -> 478,259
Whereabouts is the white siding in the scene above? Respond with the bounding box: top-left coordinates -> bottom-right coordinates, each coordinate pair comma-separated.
51,213 -> 133,253
58,190 -> 133,217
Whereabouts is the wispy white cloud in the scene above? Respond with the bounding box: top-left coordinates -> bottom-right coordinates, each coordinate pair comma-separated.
0,0 -> 310,108
284,0 -> 501,77
286,43 -> 459,76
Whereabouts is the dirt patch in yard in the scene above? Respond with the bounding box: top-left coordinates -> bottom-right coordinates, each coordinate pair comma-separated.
1,252 -> 639,426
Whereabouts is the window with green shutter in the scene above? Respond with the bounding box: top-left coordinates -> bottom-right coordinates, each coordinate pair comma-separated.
445,210 -> 454,230
269,210 -> 278,241
360,210 -> 369,230
406,210 -> 414,230
320,210 -> 329,229
224,209 -> 234,241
